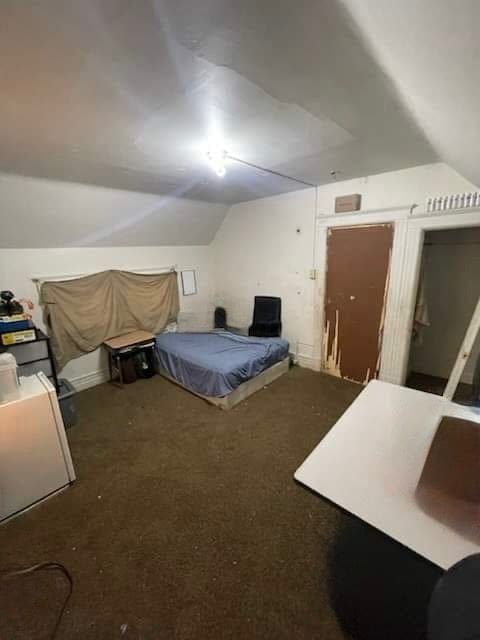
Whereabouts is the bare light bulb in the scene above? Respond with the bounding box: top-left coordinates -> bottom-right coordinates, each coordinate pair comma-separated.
206,147 -> 227,178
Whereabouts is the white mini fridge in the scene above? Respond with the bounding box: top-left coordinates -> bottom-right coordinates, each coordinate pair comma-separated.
0,372 -> 76,523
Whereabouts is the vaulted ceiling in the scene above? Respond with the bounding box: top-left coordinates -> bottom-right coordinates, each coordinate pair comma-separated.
3,0 -> 477,210
0,0 -> 478,210
341,0 -> 480,190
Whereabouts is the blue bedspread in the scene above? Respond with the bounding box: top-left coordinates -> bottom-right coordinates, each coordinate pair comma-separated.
155,331 -> 289,397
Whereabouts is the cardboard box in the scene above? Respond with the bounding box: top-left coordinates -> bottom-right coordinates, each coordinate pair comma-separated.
335,194 -> 362,213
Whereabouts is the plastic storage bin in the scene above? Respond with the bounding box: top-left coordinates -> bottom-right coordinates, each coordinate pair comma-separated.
58,378 -> 77,429
0,353 -> 20,403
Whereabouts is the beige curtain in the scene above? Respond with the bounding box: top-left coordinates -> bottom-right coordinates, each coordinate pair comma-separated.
40,270 -> 179,368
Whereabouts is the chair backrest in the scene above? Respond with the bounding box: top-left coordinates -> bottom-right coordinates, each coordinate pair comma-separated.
252,296 -> 281,324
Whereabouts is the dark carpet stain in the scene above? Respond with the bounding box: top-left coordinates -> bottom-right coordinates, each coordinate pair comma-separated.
0,367 -> 360,639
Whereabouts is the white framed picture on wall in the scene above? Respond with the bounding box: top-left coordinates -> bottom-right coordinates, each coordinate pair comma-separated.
181,270 -> 197,296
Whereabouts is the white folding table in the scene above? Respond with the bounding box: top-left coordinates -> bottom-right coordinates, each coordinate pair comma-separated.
295,380 -> 480,570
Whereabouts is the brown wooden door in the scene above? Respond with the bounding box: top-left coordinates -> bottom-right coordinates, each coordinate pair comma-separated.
323,224 -> 393,384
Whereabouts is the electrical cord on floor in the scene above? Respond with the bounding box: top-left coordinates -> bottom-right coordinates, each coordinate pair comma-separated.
0,561 -> 72,639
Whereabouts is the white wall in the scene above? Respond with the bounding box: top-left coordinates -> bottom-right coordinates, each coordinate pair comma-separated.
0,246 -> 214,389
410,228 -> 480,384
2,160 -> 477,391
315,162 -> 476,215
212,162 -> 478,368
212,188 -> 318,364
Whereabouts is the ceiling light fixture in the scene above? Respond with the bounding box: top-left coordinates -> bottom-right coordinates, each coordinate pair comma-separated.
204,145 -> 317,187
206,147 -> 228,178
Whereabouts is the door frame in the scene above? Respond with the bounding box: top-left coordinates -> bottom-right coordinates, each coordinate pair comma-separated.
313,207 -> 480,385
388,209 -> 480,385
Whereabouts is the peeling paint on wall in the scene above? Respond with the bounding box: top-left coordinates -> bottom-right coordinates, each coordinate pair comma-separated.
323,224 -> 393,384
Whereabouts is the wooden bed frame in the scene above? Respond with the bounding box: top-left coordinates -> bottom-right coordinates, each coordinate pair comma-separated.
157,357 -> 290,410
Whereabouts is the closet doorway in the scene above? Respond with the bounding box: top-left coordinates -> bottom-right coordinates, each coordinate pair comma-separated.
406,226 -> 480,404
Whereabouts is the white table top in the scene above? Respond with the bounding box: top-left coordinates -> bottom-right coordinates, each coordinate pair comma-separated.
295,380 -> 480,570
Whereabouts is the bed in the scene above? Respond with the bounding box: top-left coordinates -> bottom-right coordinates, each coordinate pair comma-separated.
155,330 -> 290,409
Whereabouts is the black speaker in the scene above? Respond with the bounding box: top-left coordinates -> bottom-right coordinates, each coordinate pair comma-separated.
214,307 -> 227,329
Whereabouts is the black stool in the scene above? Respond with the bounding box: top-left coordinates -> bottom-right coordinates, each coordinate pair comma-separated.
328,513 -> 443,640
428,553 -> 480,639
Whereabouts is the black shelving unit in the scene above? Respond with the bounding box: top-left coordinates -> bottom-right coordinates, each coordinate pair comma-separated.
0,328 -> 59,392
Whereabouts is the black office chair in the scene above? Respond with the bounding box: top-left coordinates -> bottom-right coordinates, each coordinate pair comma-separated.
248,296 -> 282,337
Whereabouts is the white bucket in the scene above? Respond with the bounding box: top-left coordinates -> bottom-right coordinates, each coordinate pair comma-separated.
0,352 -> 20,403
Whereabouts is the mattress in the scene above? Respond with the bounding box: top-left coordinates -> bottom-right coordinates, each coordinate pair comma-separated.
155,331 -> 290,397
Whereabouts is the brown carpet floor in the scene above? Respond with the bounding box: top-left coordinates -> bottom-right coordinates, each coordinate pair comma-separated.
406,371 -> 475,405
0,367 -> 360,639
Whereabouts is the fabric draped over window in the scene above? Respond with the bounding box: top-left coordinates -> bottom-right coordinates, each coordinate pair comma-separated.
40,270 -> 179,369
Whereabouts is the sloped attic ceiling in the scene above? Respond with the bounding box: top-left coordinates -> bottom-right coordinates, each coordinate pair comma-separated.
0,172 -> 228,248
341,0 -> 480,188
0,0 -> 445,211
0,0 -> 477,246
